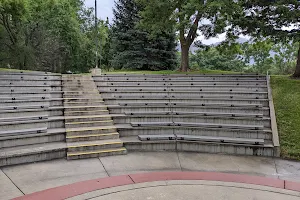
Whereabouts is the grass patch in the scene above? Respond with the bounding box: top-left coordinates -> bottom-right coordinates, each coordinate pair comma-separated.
271,76 -> 300,160
104,69 -> 241,75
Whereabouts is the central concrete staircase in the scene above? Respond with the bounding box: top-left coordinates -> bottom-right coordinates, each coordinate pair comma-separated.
62,75 -> 127,160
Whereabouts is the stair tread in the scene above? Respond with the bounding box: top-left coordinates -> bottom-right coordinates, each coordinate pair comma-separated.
67,139 -> 122,147
66,132 -> 119,139
66,125 -> 117,132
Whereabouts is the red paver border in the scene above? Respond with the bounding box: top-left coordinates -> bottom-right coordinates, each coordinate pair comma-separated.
13,171 -> 300,200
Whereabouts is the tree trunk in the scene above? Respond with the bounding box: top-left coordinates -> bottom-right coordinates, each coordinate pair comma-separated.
180,44 -> 190,72
292,44 -> 300,78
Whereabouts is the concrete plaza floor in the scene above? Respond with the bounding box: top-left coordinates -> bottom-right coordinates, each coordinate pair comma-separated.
2,152 -> 300,200
68,180 -> 300,200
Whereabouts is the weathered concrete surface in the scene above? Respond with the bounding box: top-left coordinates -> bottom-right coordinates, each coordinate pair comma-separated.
0,169 -> 23,200
1,158 -> 108,194
99,152 -> 181,176
178,153 -> 278,178
2,152 -> 300,200
275,158 -> 300,181
87,182 -> 300,200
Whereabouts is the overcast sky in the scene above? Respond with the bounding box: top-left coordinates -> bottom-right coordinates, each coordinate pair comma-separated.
84,0 -> 114,21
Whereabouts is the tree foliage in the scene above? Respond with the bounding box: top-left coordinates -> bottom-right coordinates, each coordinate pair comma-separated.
0,0 -> 109,73
111,0 -> 177,71
137,0 -> 234,72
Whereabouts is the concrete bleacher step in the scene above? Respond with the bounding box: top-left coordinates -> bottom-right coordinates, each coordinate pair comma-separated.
0,142 -> 66,167
117,125 -> 272,140
0,128 -> 65,148
113,116 -> 270,128
108,106 -> 269,116
0,127 -> 47,137
120,136 -> 274,156
105,98 -> 269,107
138,134 -> 264,145
131,122 -> 264,130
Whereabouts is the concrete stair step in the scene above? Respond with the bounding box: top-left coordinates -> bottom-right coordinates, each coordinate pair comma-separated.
65,115 -> 112,123
64,110 -> 109,116
64,105 -> 108,111
67,139 -> 123,152
66,132 -> 119,142
64,101 -> 105,106
65,120 -> 114,128
63,98 -> 103,103
67,147 -> 127,160
66,126 -> 118,136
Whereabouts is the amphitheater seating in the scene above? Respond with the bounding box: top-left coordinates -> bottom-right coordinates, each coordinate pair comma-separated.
0,71 -> 65,166
93,74 -> 280,157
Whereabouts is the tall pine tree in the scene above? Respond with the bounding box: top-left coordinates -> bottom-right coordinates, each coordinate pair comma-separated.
111,0 -> 177,70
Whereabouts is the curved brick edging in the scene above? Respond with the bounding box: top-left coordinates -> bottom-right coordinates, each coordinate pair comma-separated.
13,171 -> 300,200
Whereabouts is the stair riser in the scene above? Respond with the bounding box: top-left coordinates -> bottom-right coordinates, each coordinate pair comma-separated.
65,121 -> 114,128
66,128 -> 117,136
123,142 -> 274,157
104,99 -> 269,107
177,142 -> 274,156
0,122 -> 47,131
113,117 -> 270,127
63,95 -> 100,98
63,87 -> 97,91
0,150 -> 66,167
64,102 -> 104,106
109,107 -> 267,115
64,111 -> 109,116
67,150 -> 126,160
64,107 -> 108,111
48,121 -> 65,128
65,117 -> 111,123
66,134 -> 119,142
0,134 -> 65,148
68,143 -> 123,152
0,110 -> 63,118
98,87 -> 268,92
64,99 -> 103,103
118,128 -> 271,140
